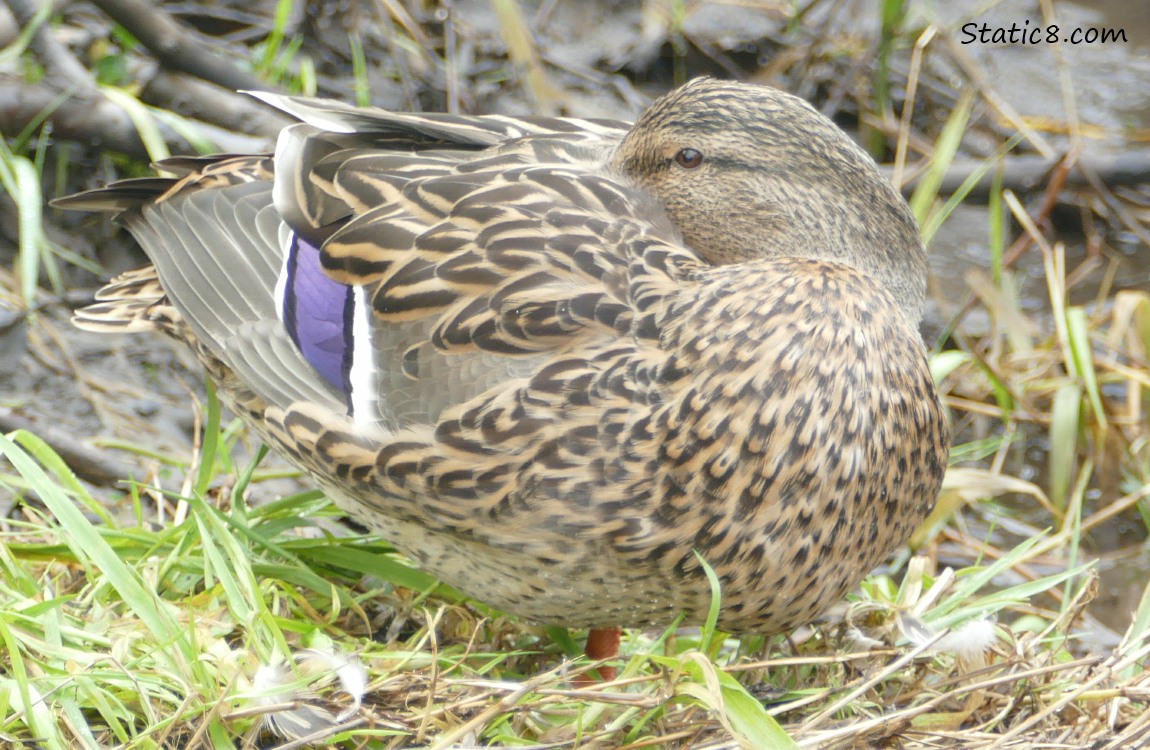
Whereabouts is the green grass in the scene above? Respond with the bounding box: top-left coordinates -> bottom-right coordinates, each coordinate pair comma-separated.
0,395 -> 1139,748
2,2 -> 1150,746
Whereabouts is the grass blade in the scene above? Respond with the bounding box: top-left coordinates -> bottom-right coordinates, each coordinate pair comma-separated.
0,434 -> 192,673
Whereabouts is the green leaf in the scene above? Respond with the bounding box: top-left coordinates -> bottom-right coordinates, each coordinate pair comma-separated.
910,88 -> 974,236
680,653 -> 799,750
1066,307 -> 1106,429
694,549 -> 723,656
1048,383 -> 1081,510
100,86 -> 170,162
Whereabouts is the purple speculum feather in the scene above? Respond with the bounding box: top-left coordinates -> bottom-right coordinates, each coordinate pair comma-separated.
280,234 -> 355,401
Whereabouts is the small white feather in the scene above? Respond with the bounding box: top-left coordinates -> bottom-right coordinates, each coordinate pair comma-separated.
933,618 -> 999,661
250,648 -> 369,740
272,224 -> 293,324
349,285 -> 379,427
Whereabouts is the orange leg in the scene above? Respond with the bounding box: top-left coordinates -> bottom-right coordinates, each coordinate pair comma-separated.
575,627 -> 621,685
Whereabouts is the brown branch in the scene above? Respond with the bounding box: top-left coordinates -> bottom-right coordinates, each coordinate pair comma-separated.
141,69 -> 292,139
891,149 -> 1150,199
3,0 -> 93,91
0,0 -> 70,48
87,0 -> 275,94
0,79 -> 268,158
1,1 -> 274,156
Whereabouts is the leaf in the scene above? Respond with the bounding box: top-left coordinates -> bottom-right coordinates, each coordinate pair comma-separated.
679,653 -> 799,750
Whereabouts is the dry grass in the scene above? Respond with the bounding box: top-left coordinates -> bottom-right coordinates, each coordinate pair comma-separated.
2,422 -> 1148,748
1,1 -> 1149,747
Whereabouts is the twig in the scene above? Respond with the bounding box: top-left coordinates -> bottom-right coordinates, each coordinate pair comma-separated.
428,664 -> 571,749
87,0 -> 274,93
3,0 -> 93,91
799,630 -> 948,734
0,0 -> 68,48
141,69 -> 292,139
891,149 -> 1150,200
0,79 -> 267,158
0,3 -> 271,156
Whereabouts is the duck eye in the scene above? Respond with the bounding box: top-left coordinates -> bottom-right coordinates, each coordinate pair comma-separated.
673,148 -> 704,169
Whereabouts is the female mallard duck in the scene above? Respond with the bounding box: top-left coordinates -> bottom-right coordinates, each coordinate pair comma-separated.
58,78 -> 949,670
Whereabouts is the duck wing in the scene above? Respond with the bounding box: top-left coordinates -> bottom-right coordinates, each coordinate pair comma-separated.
61,97 -> 693,423
60,93 -> 704,527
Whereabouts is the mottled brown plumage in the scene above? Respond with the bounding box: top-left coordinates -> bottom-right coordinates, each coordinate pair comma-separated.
58,78 -> 949,635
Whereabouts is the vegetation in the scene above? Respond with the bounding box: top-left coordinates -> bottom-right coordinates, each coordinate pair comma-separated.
1,1 -> 1148,747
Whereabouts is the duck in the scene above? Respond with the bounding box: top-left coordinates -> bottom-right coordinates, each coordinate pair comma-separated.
56,77 -> 950,677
